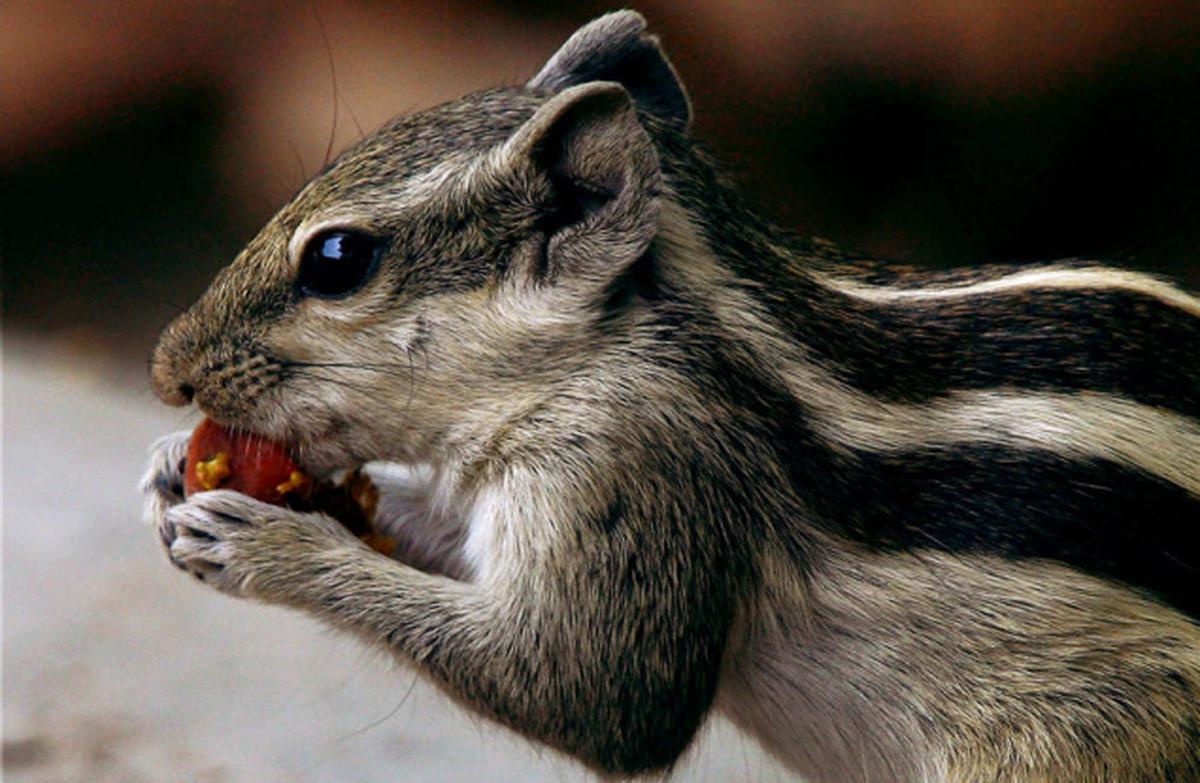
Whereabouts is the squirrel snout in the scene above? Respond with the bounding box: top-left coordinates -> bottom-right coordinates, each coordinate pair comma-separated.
150,335 -> 197,407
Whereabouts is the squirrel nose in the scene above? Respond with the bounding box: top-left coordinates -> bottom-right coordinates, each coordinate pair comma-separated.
150,330 -> 198,407
151,360 -> 196,407
169,383 -> 196,405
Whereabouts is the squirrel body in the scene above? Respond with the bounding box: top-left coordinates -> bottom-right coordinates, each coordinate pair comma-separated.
144,12 -> 1200,781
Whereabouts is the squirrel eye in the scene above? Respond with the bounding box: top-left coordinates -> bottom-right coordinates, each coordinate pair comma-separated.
296,229 -> 381,298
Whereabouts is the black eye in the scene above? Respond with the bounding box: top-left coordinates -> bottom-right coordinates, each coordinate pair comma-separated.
296,229 -> 381,298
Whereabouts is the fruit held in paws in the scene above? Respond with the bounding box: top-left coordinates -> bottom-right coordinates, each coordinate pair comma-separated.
184,418 -> 311,503
183,418 -> 396,555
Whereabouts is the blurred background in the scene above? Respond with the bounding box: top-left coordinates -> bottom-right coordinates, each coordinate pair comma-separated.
3,1 -> 1198,780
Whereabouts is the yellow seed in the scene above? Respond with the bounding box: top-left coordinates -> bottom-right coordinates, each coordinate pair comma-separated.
194,452 -> 231,491
275,470 -> 310,497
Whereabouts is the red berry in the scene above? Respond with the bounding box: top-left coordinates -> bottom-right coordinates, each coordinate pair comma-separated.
183,418 -> 310,505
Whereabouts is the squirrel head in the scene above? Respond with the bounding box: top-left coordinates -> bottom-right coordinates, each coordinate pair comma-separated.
150,11 -> 693,473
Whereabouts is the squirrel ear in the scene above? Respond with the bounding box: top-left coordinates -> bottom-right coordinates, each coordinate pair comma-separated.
528,10 -> 691,129
502,82 -> 661,287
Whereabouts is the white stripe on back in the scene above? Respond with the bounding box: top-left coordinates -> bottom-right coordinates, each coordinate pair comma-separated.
800,384 -> 1200,497
815,267 -> 1200,318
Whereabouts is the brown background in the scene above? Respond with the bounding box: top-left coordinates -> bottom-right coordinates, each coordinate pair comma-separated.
3,0 -> 1198,383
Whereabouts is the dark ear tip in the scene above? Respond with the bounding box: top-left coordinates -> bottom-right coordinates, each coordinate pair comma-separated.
529,9 -> 692,129
597,9 -> 650,35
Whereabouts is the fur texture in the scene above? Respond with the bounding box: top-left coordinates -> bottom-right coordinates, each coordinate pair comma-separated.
143,11 -> 1200,781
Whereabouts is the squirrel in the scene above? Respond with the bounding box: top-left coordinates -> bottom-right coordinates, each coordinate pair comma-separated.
142,11 -> 1200,782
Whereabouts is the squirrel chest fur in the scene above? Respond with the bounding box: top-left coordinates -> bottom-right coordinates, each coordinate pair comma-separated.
144,11 -> 1200,782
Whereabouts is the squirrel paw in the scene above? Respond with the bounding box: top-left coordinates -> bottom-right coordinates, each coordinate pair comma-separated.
162,489 -> 359,600
141,430 -> 192,555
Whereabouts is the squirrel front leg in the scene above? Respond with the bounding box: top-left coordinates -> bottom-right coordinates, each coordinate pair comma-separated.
141,436 -> 470,579
162,486 -> 730,777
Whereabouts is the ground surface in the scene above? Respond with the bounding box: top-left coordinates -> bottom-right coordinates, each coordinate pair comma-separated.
3,336 -> 791,782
